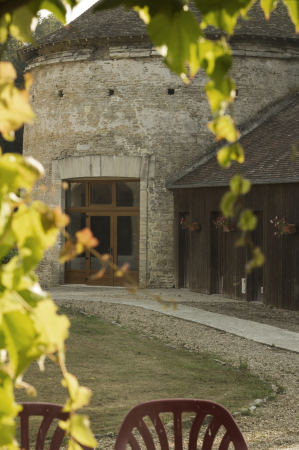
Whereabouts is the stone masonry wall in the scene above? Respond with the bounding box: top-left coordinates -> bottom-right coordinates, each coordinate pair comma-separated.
23,40 -> 299,289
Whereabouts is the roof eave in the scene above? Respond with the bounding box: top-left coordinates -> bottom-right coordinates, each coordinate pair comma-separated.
167,177 -> 299,189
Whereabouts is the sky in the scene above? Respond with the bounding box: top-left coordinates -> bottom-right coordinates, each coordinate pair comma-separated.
40,0 -> 99,23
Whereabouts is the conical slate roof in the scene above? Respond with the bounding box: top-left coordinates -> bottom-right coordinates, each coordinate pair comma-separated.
38,1 -> 299,45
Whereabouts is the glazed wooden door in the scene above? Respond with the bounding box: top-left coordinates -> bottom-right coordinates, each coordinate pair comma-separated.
64,180 -> 140,286
86,213 -> 114,286
114,212 -> 139,286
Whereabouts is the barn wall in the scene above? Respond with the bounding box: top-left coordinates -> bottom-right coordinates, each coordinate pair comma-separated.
174,183 -> 299,311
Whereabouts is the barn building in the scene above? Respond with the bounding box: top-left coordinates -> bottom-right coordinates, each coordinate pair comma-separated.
18,2 -> 299,308
168,93 -> 299,310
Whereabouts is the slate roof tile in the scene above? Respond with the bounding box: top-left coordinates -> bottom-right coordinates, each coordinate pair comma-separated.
172,94 -> 299,188
37,1 -> 298,44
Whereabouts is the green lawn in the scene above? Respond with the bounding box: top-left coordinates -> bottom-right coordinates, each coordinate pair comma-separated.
15,307 -> 269,436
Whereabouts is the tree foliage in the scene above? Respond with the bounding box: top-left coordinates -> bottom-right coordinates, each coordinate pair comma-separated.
0,13 -> 62,154
0,0 -> 298,449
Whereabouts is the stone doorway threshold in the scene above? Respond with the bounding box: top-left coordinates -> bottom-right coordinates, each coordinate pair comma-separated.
51,285 -> 299,354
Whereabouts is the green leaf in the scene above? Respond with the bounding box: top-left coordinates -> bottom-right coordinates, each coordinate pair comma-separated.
282,0 -> 299,32
0,63 -> 36,139
68,440 -> 85,450
194,0 -> 253,34
10,7 -> 35,43
1,256 -> 23,290
0,372 -> 21,419
238,209 -> 257,231
62,372 -> 92,412
32,299 -> 70,353
220,191 -> 237,216
0,153 -> 44,194
12,203 -> 58,272
198,39 -> 232,83
208,115 -> 239,142
2,310 -> 41,377
260,0 -> 278,19
246,246 -> 265,273
230,142 -> 244,163
217,142 -> 244,167
35,0 -> 67,23
230,175 -> 251,194
0,14 -> 10,43
205,78 -> 235,113
148,10 -> 202,78
69,415 -> 97,448
217,145 -> 232,168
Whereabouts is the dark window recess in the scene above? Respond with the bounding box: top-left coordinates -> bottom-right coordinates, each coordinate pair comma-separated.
58,90 -> 64,98
109,89 -> 114,96
168,89 -> 175,95
235,89 -> 239,97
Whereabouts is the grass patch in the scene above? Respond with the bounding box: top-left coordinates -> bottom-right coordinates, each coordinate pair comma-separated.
15,307 -> 269,436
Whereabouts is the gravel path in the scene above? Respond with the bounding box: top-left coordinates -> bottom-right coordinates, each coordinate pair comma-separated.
55,299 -> 299,450
182,302 -> 299,333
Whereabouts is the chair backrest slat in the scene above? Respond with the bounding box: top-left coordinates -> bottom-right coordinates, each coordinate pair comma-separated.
136,418 -> 155,450
128,433 -> 142,450
173,412 -> 183,450
188,412 -> 206,450
219,431 -> 232,450
202,417 -> 221,450
20,415 -> 30,450
36,415 -> 56,450
49,424 -> 67,450
148,414 -> 169,450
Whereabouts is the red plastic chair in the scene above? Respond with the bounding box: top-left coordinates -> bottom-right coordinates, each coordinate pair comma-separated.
18,402 -> 93,450
18,403 -> 69,450
114,399 -> 248,450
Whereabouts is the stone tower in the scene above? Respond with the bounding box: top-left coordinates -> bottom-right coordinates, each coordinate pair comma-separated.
19,3 -> 299,289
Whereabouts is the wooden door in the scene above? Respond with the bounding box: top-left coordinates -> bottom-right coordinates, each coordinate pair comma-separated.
86,213 -> 114,286
246,212 -> 264,302
253,212 -> 264,301
210,212 -> 223,294
178,213 -> 189,288
64,212 -> 87,284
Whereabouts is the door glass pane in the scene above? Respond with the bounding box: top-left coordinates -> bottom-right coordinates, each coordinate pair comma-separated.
66,182 -> 86,207
90,184 -> 112,205
66,213 -> 86,269
117,216 -> 138,271
116,182 -> 140,207
90,216 -> 110,271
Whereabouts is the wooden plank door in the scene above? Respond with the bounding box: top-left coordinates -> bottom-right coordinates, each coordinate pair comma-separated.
253,212 -> 264,302
178,213 -> 189,288
210,212 -> 223,294
86,213 -> 114,286
246,211 -> 264,302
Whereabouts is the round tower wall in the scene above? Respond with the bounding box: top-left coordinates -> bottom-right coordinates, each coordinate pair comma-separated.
23,43 -> 299,288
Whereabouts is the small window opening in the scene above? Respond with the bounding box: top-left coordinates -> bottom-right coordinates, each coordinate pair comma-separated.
109,89 -> 114,96
168,89 -> 175,95
235,89 -> 239,97
58,90 -> 64,98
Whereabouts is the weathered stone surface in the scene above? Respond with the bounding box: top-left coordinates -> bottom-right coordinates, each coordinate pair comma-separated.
23,39 -> 299,289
